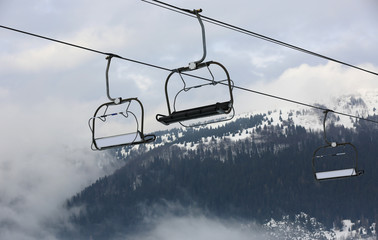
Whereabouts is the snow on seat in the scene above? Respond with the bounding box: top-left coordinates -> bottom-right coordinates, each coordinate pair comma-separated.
94,132 -> 143,150
315,168 -> 357,180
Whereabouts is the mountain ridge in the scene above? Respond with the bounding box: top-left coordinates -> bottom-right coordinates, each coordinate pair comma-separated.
119,92 -> 377,161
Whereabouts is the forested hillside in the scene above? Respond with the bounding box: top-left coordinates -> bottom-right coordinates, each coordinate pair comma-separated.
62,113 -> 378,240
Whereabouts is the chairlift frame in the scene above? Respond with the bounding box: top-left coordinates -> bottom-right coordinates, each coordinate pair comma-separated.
89,55 -> 156,150
156,9 -> 234,126
89,97 -> 156,150
312,110 -> 364,181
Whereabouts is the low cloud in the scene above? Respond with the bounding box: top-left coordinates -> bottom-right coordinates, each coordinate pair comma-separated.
127,215 -> 265,240
113,203 -> 339,240
0,98 -> 123,240
124,203 -> 266,240
235,62 -> 378,113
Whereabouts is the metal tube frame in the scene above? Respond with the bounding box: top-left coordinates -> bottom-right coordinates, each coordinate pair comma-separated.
156,61 -> 234,125
90,98 -> 155,150
311,110 -> 364,181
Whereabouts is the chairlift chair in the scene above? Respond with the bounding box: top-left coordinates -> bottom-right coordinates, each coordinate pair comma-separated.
156,61 -> 234,126
89,55 -> 156,150
312,110 -> 363,181
89,98 -> 155,150
156,9 -> 234,126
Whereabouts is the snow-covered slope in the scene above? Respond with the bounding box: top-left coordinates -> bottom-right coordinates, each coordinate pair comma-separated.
118,91 -> 377,159
262,213 -> 376,240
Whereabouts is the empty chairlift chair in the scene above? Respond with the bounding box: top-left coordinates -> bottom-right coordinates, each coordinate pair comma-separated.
89,98 -> 156,150
312,110 -> 364,181
88,55 -> 156,150
156,9 -> 234,126
156,61 -> 234,126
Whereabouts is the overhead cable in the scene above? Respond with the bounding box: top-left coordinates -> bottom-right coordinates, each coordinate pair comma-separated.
0,25 -> 171,72
1,24 -> 378,124
141,0 -> 378,77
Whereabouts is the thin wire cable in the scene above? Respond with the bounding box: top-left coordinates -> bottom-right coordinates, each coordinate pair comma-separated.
229,84 -> 378,124
0,25 -> 171,72
1,24 -> 378,124
142,0 -> 378,77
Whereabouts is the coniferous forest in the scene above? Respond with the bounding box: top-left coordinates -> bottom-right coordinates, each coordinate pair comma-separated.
62,114 -> 378,239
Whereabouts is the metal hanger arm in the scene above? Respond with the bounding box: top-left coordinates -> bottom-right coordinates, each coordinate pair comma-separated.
105,55 -> 122,104
186,9 -> 207,70
323,109 -> 335,146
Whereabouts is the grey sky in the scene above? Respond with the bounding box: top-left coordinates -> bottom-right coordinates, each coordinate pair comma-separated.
0,0 -> 377,239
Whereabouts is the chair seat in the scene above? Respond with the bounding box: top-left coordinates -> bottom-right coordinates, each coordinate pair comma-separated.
157,101 -> 232,125
315,168 -> 357,180
94,132 -> 143,149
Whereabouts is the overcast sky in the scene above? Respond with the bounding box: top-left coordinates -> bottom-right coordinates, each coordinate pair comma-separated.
0,0 -> 377,239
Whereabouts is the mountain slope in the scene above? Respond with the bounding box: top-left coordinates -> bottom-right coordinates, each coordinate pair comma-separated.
62,95 -> 378,240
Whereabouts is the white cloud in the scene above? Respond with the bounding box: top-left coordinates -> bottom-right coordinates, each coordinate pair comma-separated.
127,74 -> 154,91
125,211 -> 265,240
230,61 -> 378,116
0,98 -> 123,239
0,26 -> 133,73
241,62 -> 378,112
0,87 -> 10,98
250,53 -> 284,69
